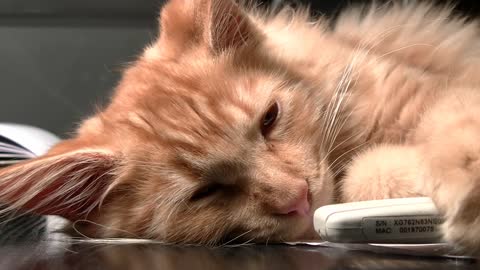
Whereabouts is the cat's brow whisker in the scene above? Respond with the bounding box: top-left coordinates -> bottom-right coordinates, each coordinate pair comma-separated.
355,17 -> 446,53
375,43 -> 435,61
336,13 -> 446,80
351,20 -> 441,76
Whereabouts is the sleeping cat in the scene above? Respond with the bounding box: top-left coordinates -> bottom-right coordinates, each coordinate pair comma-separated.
1,0 -> 480,252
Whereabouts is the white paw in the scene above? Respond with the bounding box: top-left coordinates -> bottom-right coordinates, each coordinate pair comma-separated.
441,192 -> 480,254
341,144 -> 426,202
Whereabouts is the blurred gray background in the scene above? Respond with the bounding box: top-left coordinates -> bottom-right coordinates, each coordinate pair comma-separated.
0,0 -> 163,137
0,0 -> 478,137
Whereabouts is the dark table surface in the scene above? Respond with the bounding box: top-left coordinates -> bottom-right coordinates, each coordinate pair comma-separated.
0,240 -> 477,270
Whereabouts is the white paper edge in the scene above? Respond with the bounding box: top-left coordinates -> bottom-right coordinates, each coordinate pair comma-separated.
0,123 -> 60,156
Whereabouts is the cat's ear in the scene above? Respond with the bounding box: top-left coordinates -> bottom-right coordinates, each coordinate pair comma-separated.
204,0 -> 260,52
0,141 -> 119,221
157,0 -> 260,56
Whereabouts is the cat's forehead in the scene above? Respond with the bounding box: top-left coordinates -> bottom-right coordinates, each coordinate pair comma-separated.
157,70 -> 272,119
121,64 -> 283,154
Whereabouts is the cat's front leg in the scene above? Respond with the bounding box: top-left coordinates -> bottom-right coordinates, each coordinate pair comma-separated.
340,139 -> 480,253
341,89 -> 480,253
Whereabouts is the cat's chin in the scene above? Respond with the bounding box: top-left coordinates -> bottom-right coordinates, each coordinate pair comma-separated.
269,212 -> 317,242
292,216 -> 320,241
269,223 -> 319,243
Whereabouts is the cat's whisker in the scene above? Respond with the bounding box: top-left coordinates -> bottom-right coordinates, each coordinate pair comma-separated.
330,142 -> 371,193
124,159 -> 166,167
71,221 -> 94,240
358,18 -> 444,54
322,37 -> 441,167
72,219 -> 141,239
335,14 -> 445,89
320,56 -> 355,150
375,43 -> 435,60
325,72 -> 353,148
321,22 -> 439,170
329,140 -> 369,170
326,99 -> 357,154
325,55 -> 368,155
324,73 -> 358,155
320,51 -> 356,148
217,229 -> 254,248
331,162 -> 350,180
202,226 -> 226,248
326,140 -> 369,178
353,26 -> 439,76
162,198 -> 186,228
320,128 -> 364,167
321,35 -> 438,169
321,72 -> 347,151
322,47 -> 365,158
228,236 -> 256,247
338,2 -> 450,53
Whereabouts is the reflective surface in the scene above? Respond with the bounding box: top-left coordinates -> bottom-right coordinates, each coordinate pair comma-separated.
0,241 -> 477,270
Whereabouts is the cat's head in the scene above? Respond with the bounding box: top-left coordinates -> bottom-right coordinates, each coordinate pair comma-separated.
0,0 -> 334,244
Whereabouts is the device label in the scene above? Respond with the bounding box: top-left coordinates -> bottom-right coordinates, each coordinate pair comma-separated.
362,216 -> 443,242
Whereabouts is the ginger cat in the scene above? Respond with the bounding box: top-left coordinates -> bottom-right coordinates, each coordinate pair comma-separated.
1,0 -> 480,253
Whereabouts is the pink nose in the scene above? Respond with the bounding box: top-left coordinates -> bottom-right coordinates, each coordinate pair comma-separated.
274,185 -> 310,216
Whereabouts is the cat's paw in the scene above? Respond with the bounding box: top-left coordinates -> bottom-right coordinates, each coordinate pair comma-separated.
341,144 -> 426,202
432,167 -> 480,254
421,124 -> 480,254
441,192 -> 480,254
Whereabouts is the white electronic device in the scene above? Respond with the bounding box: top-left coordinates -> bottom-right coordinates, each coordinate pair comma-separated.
314,197 -> 445,244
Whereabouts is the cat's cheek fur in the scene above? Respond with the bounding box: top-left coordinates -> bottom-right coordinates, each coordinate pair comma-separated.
303,162 -> 334,239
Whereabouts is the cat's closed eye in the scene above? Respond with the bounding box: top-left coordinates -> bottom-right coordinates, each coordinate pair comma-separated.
260,101 -> 280,137
190,183 -> 224,202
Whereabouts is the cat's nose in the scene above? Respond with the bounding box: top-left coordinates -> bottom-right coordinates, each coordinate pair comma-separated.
272,183 -> 310,216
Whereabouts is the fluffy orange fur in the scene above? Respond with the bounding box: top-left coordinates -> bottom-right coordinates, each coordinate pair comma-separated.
1,0 -> 480,252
